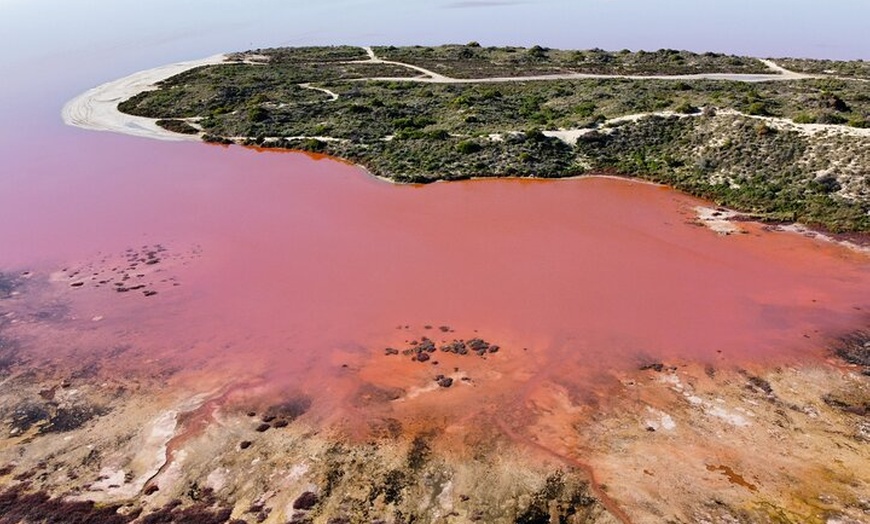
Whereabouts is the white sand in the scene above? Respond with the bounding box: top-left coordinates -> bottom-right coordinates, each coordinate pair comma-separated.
695,206 -> 743,235
62,54 -> 227,141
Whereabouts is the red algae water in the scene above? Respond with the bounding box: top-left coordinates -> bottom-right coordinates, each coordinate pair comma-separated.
1,134 -> 868,427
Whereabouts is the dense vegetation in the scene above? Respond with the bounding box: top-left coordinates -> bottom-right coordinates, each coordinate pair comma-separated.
777,57 -> 870,81
373,43 -> 773,78
119,45 -> 870,232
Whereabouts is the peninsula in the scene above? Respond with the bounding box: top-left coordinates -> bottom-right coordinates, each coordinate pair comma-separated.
65,44 -> 870,233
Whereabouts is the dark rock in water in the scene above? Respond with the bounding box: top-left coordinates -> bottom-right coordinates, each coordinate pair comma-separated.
272,419 -> 289,428
246,411 -> 256,417
639,362 -> 664,372
439,325 -> 451,332
70,282 -> 84,288
115,287 -> 129,293
384,347 -> 399,356
415,352 -> 430,362
264,395 -> 312,422
419,339 -> 436,353
239,441 -> 252,450
292,491 -> 319,510
143,290 -> 158,297
255,423 -> 271,432
261,415 -> 276,423
437,377 -> 454,388
467,338 -> 489,351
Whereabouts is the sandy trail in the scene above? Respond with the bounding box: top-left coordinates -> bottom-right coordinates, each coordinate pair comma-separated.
299,83 -> 340,101
358,69 -> 815,84
361,45 -> 452,81
360,47 -> 819,83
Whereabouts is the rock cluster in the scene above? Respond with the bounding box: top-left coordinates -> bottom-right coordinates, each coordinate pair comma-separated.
384,335 -> 501,363
57,243 -> 198,299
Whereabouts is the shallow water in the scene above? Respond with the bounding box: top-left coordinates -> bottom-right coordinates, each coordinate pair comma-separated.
0,1 -> 869,428
2,131 -> 868,426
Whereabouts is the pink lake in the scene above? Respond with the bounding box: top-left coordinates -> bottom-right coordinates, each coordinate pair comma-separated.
1,133 -> 867,423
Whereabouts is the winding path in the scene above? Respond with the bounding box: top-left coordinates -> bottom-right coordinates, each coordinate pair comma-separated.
357,47 -> 820,84
298,83 -> 340,101
63,46 -> 864,143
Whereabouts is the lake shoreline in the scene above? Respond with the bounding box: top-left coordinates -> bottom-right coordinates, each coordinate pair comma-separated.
63,45 -> 870,235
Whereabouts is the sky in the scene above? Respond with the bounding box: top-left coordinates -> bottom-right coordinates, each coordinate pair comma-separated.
0,0 -> 868,139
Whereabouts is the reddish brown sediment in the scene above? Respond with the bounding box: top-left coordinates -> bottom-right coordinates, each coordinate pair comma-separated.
494,416 -> 635,524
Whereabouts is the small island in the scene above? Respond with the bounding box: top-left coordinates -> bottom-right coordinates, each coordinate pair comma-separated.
109,44 -> 870,233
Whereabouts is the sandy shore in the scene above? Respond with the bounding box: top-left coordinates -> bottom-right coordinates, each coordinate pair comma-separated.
61,54 -> 227,142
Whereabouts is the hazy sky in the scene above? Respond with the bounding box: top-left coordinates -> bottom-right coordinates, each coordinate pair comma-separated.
0,0 -> 868,134
2,0 -> 869,65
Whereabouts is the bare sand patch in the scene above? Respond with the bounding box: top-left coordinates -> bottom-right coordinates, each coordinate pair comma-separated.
61,55 -> 227,141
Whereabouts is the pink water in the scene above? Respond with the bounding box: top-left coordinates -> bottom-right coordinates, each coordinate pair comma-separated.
1,132 -> 868,424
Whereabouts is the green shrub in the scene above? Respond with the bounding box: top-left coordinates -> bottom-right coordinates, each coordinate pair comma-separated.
816,112 -> 847,125
456,140 -> 482,154
156,119 -> 199,134
674,102 -> 700,114
299,138 -> 327,152
746,102 -> 770,116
